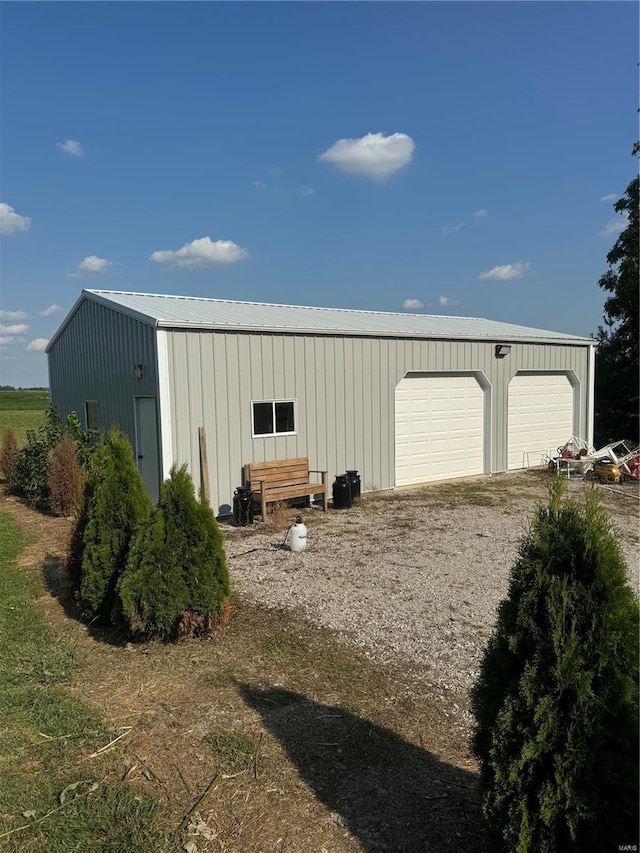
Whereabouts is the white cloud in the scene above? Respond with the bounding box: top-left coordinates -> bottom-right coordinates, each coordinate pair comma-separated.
438,296 -> 460,307
0,323 -> 30,335
0,310 -> 27,321
298,185 -> 315,197
473,209 -> 488,217
39,304 -> 63,317
150,236 -> 249,268
598,213 -> 628,238
319,132 -> 415,180
442,222 -> 466,236
76,255 -> 111,275
403,298 -> 424,310
479,261 -> 531,281
27,338 -> 49,351
252,180 -> 267,190
0,202 -> 31,235
599,193 -> 617,202
0,336 -> 14,345
57,139 -> 84,157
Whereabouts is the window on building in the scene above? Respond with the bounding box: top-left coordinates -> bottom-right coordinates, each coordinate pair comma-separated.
252,400 -> 296,437
85,400 -> 99,432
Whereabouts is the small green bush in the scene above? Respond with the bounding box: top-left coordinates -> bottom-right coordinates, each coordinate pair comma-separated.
0,426 -> 19,487
119,463 -> 230,640
78,429 -> 154,623
471,480 -> 639,852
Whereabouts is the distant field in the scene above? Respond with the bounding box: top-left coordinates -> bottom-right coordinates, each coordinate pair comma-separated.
0,389 -> 50,446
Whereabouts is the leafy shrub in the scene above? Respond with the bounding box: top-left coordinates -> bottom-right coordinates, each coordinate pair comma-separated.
13,406 -> 89,507
119,463 -> 230,640
0,427 -> 19,488
471,480 -> 639,852
78,429 -> 154,623
48,434 -> 87,518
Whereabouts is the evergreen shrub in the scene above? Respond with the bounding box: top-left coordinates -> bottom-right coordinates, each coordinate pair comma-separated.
119,463 -> 230,640
471,479 -> 639,852
78,429 -> 154,622
0,427 -> 19,488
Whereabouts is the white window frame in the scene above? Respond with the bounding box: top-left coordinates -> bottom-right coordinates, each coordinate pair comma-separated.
251,399 -> 297,438
85,400 -> 100,433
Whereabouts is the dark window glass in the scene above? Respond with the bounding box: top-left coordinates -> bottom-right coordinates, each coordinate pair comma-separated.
275,401 -> 295,433
253,402 -> 274,435
85,401 -> 99,432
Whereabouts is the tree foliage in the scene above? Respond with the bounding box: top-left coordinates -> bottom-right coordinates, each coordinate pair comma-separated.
471,480 -> 639,852
595,152 -> 639,445
0,427 -> 19,488
78,429 -> 154,622
48,434 -> 87,518
119,464 -> 230,640
13,405 -> 90,507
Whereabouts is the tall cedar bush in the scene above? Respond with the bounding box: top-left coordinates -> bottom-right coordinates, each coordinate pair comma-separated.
119,463 -> 230,640
48,433 -> 87,517
79,429 -> 154,623
471,480 -> 639,852
0,427 -> 19,488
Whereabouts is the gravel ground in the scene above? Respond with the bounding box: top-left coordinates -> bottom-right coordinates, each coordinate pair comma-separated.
223,473 -> 639,728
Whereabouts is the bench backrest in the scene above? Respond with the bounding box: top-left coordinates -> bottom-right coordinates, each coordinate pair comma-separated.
245,457 -> 311,488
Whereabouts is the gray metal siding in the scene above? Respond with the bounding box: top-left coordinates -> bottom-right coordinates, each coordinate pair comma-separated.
164,330 -> 590,515
48,299 -> 159,446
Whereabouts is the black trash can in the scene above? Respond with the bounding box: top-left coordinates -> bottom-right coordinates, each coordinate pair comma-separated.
345,470 -> 361,500
332,475 -> 352,509
233,487 -> 254,526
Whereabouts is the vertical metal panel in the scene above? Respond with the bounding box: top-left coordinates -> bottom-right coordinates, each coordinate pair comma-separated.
48,297 -> 158,452
162,328 -> 591,514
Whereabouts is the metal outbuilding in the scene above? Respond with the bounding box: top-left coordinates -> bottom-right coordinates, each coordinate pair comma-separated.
47,289 -> 596,513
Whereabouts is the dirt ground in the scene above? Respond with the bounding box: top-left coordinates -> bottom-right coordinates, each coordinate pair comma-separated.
2,473 -> 638,852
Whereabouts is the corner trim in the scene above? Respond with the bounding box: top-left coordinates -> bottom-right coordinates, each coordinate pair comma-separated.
156,329 -> 174,480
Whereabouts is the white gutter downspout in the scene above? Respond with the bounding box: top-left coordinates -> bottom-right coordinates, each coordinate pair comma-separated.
587,343 -> 596,447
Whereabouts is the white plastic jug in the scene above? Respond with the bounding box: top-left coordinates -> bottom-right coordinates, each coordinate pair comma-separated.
285,516 -> 307,553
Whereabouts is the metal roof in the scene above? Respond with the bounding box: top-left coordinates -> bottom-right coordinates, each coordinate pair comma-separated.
47,289 -> 595,350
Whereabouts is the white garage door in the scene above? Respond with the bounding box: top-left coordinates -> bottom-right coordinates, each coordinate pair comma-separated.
508,373 -> 574,470
395,375 -> 485,486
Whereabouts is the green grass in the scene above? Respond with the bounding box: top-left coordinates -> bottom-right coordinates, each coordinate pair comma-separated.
0,389 -> 50,447
0,512 -> 173,852
0,390 -> 50,411
204,731 -> 256,772
261,633 -> 304,662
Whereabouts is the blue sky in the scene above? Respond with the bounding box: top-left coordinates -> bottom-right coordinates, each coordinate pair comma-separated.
1,1 -> 637,387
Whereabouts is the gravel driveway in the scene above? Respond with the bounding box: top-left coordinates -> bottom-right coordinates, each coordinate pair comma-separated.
223,473 -> 639,728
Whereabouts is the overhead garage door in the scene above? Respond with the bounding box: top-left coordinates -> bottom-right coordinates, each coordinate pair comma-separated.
508,373 -> 574,470
395,374 -> 485,486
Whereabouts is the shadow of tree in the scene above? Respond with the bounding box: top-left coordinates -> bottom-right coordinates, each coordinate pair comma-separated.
239,684 -> 486,852
41,552 -> 129,646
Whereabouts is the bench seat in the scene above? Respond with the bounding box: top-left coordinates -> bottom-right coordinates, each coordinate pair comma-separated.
244,457 -> 328,520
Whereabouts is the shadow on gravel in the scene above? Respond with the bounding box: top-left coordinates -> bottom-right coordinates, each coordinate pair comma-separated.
239,683 -> 487,853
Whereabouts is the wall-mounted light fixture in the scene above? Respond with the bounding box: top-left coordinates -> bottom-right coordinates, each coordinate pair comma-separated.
134,364 -> 144,379
495,344 -> 512,359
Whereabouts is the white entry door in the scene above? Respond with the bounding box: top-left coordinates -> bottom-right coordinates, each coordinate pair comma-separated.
507,373 -> 574,469
134,396 -> 160,503
395,374 -> 485,486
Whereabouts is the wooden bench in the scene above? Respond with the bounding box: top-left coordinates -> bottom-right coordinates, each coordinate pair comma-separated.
244,457 -> 328,520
